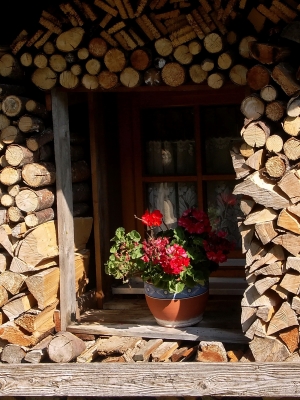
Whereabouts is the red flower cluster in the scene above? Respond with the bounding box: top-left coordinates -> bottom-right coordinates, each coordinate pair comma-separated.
203,231 -> 234,263
141,210 -> 163,227
141,237 -> 190,275
178,208 -> 212,234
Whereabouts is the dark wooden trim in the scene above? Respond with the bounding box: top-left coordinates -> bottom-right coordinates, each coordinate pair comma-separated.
51,88 -> 77,330
88,92 -> 109,307
0,363 -> 300,397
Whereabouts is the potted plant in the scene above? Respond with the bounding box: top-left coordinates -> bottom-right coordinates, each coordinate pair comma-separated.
105,208 -> 234,328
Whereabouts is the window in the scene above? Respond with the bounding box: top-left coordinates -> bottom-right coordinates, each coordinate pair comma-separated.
118,86 -> 247,276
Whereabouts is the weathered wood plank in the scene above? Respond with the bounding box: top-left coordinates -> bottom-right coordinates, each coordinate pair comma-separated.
51,88 -> 76,330
0,363 -> 299,396
67,324 -> 248,344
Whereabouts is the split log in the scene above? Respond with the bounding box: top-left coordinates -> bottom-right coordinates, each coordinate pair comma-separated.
15,188 -> 55,213
283,116 -> 300,136
31,67 -> 57,90
267,301 -> 298,335
0,285 -> 9,307
59,71 -> 79,89
24,334 -> 53,363
17,222 -> 59,267
239,36 -> 257,59
26,267 -> 59,309
15,300 -> 58,333
81,74 -> 99,90
244,207 -> 277,225
0,54 -> 24,80
0,167 -> 22,186
246,64 -> 270,90
272,62 -> 300,96
161,62 -> 186,87
2,95 -> 28,117
240,95 -> 265,120
98,70 -> 119,89
26,128 -> 54,152
255,276 -> 280,295
266,135 -> 283,153
230,148 -> 251,179
130,48 -> 152,71
279,326 -> 299,354
8,206 -> 24,223
207,72 -> 225,89
22,162 -> 56,188
85,59 -> 101,76
283,137 -> 300,160
286,256 -> 300,273
18,115 -> 45,134
245,149 -> 265,170
249,335 -> 290,362
0,271 -> 25,295
154,38 -> 173,56
2,292 -> 37,321
1,126 -> 25,145
278,170 -> 300,204
265,101 -> 286,122
1,344 -> 26,363
249,42 -> 290,64
287,94 -> 300,117
233,171 -> 291,210
5,145 -> 38,167
200,58 -> 214,72
203,32 -> 224,53
265,155 -> 288,178
48,331 -> 86,363
1,194 -> 14,208
260,85 -> 278,102
25,208 -> 55,228
0,252 -> 11,272
88,37 -> 108,58
229,65 -> 248,86
217,51 -> 235,70
120,67 -> 142,88
280,271 -> 300,294
278,209 -> 300,234
104,48 -> 127,72
273,232 -> 300,256
241,121 -> 270,148
56,27 -> 85,52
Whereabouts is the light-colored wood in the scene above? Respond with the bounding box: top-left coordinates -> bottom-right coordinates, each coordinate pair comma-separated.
152,341 -> 180,361
279,271 -> 300,294
0,362 -> 299,395
25,267 -> 59,310
244,208 -> 277,225
272,62 -> 300,96
15,300 -> 58,332
2,292 -> 37,321
233,171 -> 291,210
267,301 -> 298,335
51,88 -> 77,329
48,331 -> 86,363
249,335 -> 290,362
278,209 -> 300,234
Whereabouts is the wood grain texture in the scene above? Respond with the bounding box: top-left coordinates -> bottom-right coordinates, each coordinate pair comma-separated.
51,88 -> 76,330
0,363 -> 299,396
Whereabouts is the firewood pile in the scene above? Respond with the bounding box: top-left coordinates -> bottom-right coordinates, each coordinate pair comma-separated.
3,0 -> 300,90
0,331 -> 250,364
226,8 -> 300,362
0,83 -> 93,348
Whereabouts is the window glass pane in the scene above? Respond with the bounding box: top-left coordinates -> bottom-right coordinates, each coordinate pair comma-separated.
147,182 -> 198,230
206,181 -> 243,249
141,107 -> 196,175
201,105 -> 244,174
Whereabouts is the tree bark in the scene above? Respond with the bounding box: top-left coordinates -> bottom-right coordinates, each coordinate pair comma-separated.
15,187 -> 55,213
48,331 -> 86,363
22,162 -> 56,187
5,145 -> 38,167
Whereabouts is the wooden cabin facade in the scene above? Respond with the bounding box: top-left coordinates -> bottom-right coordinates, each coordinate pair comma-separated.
2,0 -> 300,397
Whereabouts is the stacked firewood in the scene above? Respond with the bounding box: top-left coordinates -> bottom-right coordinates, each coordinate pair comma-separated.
4,0 -> 300,90
0,84 -> 93,348
229,20 -> 300,361
0,331 -> 250,364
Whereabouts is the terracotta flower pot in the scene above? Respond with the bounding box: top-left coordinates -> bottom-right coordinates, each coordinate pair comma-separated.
144,282 -> 209,328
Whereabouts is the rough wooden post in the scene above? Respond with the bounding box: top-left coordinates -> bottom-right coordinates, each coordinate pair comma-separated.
51,88 -> 77,330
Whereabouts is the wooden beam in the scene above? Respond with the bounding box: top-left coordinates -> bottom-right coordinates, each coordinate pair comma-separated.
51,88 -> 77,330
0,363 -> 299,396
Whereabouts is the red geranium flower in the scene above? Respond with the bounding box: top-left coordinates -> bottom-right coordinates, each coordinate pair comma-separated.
141,209 -> 163,227
178,207 -> 212,234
